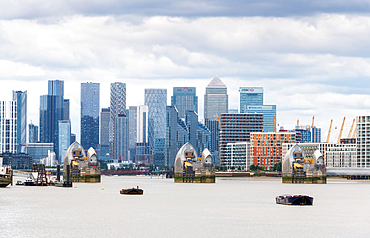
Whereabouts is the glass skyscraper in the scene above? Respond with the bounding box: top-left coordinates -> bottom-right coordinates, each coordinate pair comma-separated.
205,118 -> 220,164
115,115 -> 128,161
145,89 -> 167,157
58,120 -> 71,163
245,105 -> 277,133
63,99 -> 70,120
204,76 -> 228,119
171,87 -> 198,119
110,82 -> 126,160
81,82 -> 100,150
12,91 -> 27,153
40,80 -> 64,163
239,87 -> 263,112
29,123 -> 38,143
100,107 -> 110,158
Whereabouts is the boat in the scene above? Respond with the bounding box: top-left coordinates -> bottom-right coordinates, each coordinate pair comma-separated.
0,166 -> 12,188
15,181 -> 24,186
24,177 -> 36,186
120,186 -> 144,195
275,195 -> 313,205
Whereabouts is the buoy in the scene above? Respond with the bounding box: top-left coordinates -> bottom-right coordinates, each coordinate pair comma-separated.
101,188 -> 104,190
74,186 -> 77,188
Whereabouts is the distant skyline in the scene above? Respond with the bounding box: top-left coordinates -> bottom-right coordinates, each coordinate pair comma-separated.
1,1 -> 370,142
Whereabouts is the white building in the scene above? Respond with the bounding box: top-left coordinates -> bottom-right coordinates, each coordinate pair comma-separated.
223,142 -> 250,170
357,116 -> 370,167
0,101 -> 17,154
325,145 -> 357,168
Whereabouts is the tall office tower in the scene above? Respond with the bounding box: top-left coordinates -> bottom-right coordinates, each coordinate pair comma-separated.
29,123 -> 39,143
185,110 -> 198,149
197,122 -> 211,157
239,87 -> 263,112
204,76 -> 228,119
145,89 -> 167,157
40,80 -> 64,163
128,106 -> 137,161
0,101 -> 17,154
115,114 -> 128,161
12,91 -> 27,153
219,113 -> 263,168
245,105 -> 276,132
100,107 -> 110,158
81,82 -> 100,150
135,106 -> 149,156
171,87 -> 198,119
205,118 -> 219,164
110,83 -> 126,160
63,99 -> 70,120
58,120 -> 71,163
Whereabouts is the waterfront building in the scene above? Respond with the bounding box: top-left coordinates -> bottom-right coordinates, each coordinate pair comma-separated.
100,107 -> 110,158
39,80 -> 65,162
223,142 -> 250,170
204,118 -> 220,164
239,87 -> 263,111
171,87 -> 198,119
326,145 -> 357,168
81,82 -> 100,150
0,101 -> 17,154
13,91 -> 27,153
356,116 -> 370,167
0,152 -> 33,169
250,132 -> 296,170
110,82 -> 126,160
296,127 -> 311,143
58,120 -> 71,164
63,99 -> 70,120
204,76 -> 228,119
219,113 -> 263,168
145,88 -> 167,156
29,123 -> 39,143
244,105 -> 276,133
25,143 -> 54,162
114,114 -> 128,162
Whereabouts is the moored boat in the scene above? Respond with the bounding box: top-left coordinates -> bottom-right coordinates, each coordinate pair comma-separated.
24,177 -> 36,186
0,166 -> 12,188
276,195 -> 313,205
16,181 -> 24,186
120,186 -> 144,195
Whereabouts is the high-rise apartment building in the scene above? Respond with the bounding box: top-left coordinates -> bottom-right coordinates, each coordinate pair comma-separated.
0,101 -> 17,154
110,83 -> 126,160
29,123 -> 38,143
204,76 -> 228,119
145,89 -> 167,157
12,91 -> 27,153
171,87 -> 198,118
100,107 -> 110,158
219,113 -> 263,168
356,116 -> 370,167
81,82 -> 100,150
40,79 -> 65,163
115,115 -> 128,161
58,120 -> 71,163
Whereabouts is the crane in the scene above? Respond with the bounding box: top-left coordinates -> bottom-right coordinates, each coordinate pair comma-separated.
214,116 -> 221,128
274,115 -> 277,132
337,117 -> 346,144
297,119 -> 299,130
352,127 -> 356,139
326,119 -> 333,143
348,118 -> 355,138
311,116 -> 315,128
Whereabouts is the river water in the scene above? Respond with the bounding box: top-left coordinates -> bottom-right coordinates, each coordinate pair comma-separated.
1,176 -> 370,237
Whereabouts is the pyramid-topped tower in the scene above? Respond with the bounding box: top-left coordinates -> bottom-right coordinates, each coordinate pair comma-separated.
204,76 -> 228,119
207,76 -> 227,88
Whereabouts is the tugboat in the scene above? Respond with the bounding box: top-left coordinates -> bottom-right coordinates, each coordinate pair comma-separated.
276,195 -> 313,205
120,186 -> 144,195
24,177 -> 36,186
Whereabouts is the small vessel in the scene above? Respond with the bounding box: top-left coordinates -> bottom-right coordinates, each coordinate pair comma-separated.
15,181 -> 24,186
24,177 -> 36,186
0,166 -> 12,188
276,195 -> 313,205
120,186 -> 144,195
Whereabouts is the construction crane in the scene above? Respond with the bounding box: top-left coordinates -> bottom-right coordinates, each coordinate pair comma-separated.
337,117 -> 346,144
326,119 -> 333,143
214,116 -> 221,128
311,116 -> 315,128
297,119 -> 299,130
352,127 -> 356,138
348,118 -> 355,138
274,115 -> 277,132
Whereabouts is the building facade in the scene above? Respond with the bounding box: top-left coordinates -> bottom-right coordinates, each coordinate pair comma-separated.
205,118 -> 220,164
110,82 -> 126,160
26,143 -> 54,162
223,142 -> 250,170
326,145 -> 357,168
58,120 -> 71,164
204,76 -> 228,119
81,82 -> 100,150
0,101 -> 17,154
250,132 -> 296,170
245,105 -> 276,133
29,123 -> 38,143
171,87 -> 198,119
114,115 -> 128,162
100,107 -> 110,158
13,91 -> 27,153
356,116 -> 370,167
239,87 -> 263,112
219,113 -> 263,168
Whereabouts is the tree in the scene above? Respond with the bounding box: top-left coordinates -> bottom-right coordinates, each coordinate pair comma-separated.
273,162 -> 282,172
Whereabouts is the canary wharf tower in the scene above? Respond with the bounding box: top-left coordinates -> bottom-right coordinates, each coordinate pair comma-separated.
204,76 -> 228,119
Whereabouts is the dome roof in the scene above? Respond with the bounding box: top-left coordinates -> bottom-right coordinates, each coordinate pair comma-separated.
202,148 -> 212,163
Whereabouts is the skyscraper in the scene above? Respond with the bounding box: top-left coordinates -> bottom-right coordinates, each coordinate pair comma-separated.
40,80 -> 64,162
205,118 -> 219,164
128,106 -> 137,161
145,89 -> 167,157
115,114 -> 128,161
81,82 -> 100,150
63,99 -> 70,120
171,87 -> 198,118
204,76 -> 228,119
239,87 -> 263,112
110,83 -> 126,160
29,123 -> 38,143
13,90 -> 27,153
100,107 -> 110,158
58,120 -> 71,163
245,105 -> 277,132
185,110 -> 198,149
0,101 -> 17,154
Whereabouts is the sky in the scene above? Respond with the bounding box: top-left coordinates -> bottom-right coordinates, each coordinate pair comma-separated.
1,0 -> 370,142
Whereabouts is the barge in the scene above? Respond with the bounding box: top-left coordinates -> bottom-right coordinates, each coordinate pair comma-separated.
120,186 -> 144,195
276,195 -> 313,205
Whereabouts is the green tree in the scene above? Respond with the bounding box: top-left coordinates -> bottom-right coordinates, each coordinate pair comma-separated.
273,162 -> 282,172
